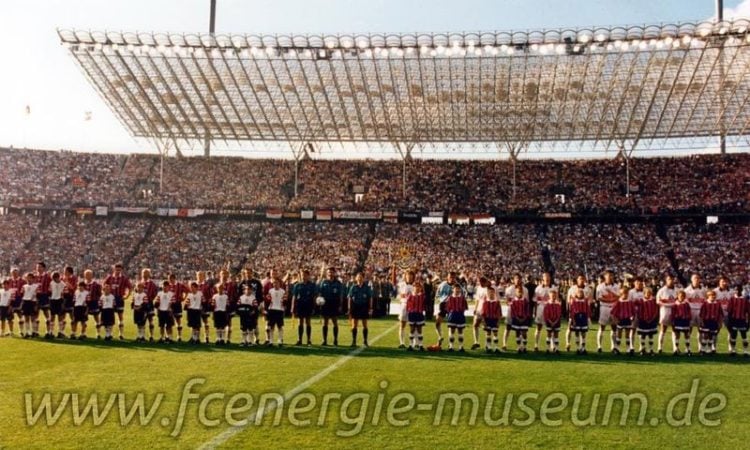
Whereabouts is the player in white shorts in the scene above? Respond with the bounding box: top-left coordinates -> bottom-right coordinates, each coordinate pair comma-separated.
656,273 -> 677,353
683,273 -> 706,351
533,272 -> 556,352
595,271 -> 619,352
394,268 -> 415,349
714,275 -> 735,351
471,277 -> 489,350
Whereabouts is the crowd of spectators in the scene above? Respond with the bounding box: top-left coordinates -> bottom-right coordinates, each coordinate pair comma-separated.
0,148 -> 130,206
633,154 -> 750,213
667,223 -> 749,286
128,219 -> 264,279
546,223 -> 672,282
248,222 -> 371,275
288,160 -> 401,210
1,148 -> 747,214
0,212 -> 42,271
366,223 -> 546,281
142,156 -> 293,209
17,215 -> 151,276
1,209 -> 746,290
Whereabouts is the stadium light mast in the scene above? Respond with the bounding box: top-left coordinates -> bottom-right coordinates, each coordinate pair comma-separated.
204,0 -> 218,158
717,0 -> 727,154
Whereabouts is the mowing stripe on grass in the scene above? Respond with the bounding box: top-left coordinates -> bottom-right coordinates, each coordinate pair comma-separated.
198,323 -> 399,450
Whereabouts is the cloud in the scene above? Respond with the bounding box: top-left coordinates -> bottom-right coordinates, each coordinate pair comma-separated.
723,0 -> 750,19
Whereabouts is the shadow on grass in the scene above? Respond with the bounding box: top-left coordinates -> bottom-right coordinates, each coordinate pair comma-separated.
16,333 -> 749,366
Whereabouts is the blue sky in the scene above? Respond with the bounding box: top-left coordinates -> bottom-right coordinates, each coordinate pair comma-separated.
0,0 -> 747,155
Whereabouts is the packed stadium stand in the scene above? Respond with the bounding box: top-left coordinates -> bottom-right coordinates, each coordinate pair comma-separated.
2,148 -> 749,213
1,146 -> 748,288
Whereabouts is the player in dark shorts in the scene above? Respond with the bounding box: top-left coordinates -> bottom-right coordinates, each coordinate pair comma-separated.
196,271 -> 214,344
61,266 -> 77,338
139,269 -> 159,342
83,270 -> 102,339
104,263 -> 132,340
167,273 -> 187,342
318,267 -> 344,346
347,272 -> 373,347
292,269 -> 317,346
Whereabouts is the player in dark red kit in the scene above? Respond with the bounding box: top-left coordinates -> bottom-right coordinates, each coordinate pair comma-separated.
405,281 -> 426,351
8,268 -> 25,333
104,263 -> 132,340
726,290 -> 750,356
83,270 -> 102,339
635,287 -> 659,355
218,269 -> 239,343
613,288 -> 637,355
61,266 -> 77,338
446,284 -> 468,352
140,269 -> 159,342
167,273 -> 188,342
508,279 -> 531,354
481,287 -> 502,353
543,290 -> 563,353
196,271 -> 215,343
34,262 -> 52,338
672,290 -> 692,355
568,286 -> 591,355
699,290 -> 723,355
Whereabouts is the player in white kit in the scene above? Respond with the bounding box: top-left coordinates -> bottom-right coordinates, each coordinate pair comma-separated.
714,275 -> 735,352
533,272 -> 556,352
394,268 -> 415,349
684,273 -> 706,352
656,273 -> 677,353
471,277 -> 489,350
595,271 -> 619,353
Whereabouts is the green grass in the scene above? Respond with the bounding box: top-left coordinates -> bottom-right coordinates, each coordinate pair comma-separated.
0,317 -> 747,449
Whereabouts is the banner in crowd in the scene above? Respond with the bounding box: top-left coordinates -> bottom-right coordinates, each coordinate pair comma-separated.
316,210 -> 332,221
112,206 -> 149,214
421,216 -> 443,224
204,209 -> 255,216
428,211 -> 444,217
301,210 -> 314,219
471,213 -> 495,224
544,212 -> 572,219
283,211 -> 301,219
11,203 -> 45,210
448,214 -> 470,224
75,207 -> 94,215
266,209 -> 283,219
332,211 -> 382,220
95,206 -> 108,216
383,210 -> 398,223
399,211 -> 421,223
167,208 -> 203,217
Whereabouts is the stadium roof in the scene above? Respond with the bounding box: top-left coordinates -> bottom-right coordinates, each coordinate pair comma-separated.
59,19 -> 750,155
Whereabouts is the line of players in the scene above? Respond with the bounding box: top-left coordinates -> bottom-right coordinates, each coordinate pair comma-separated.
2,262 -> 749,356
0,263 -> 375,348
396,269 -> 750,356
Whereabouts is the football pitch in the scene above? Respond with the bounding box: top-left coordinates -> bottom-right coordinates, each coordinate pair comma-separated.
0,317 -> 747,449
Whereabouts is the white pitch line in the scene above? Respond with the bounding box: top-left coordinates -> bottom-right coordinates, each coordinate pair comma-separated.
198,323 -> 399,450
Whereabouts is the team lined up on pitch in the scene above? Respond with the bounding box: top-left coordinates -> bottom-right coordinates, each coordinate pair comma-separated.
2,262 -> 749,357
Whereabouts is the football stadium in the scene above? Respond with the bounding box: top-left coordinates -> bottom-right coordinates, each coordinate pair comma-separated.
2,0 -> 750,448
